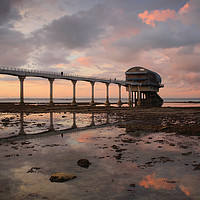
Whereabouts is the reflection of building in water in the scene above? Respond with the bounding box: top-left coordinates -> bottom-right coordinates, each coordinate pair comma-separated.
49,112 -> 55,131
19,112 -> 25,135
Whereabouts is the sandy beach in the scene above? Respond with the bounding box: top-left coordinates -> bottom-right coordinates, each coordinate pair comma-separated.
0,106 -> 200,200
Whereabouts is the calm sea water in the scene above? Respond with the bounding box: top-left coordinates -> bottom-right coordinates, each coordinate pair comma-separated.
0,98 -> 200,107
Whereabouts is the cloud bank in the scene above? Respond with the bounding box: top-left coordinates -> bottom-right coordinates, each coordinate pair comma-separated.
0,0 -> 200,97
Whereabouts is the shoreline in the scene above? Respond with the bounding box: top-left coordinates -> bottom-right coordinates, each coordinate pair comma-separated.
0,103 -> 200,113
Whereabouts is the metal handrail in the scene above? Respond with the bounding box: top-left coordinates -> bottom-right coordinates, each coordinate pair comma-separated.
0,66 -> 137,85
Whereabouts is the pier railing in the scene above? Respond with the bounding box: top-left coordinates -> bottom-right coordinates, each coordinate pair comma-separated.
0,66 -> 139,86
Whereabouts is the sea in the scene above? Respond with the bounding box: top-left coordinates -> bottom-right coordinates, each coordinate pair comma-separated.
0,97 -> 200,107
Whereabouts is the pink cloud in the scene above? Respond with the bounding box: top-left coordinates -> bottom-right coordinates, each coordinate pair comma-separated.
116,29 -> 140,38
138,2 -> 192,27
76,57 -> 93,67
54,63 -> 65,68
179,2 -> 190,14
177,1 -> 200,26
138,9 -> 176,27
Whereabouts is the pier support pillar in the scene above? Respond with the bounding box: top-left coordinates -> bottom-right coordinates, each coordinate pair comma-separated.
90,82 -> 95,106
71,80 -> 77,106
105,83 -> 110,107
137,85 -> 141,107
117,84 -> 122,107
128,85 -> 132,107
48,78 -> 54,106
131,92 -> 133,107
134,92 -> 137,107
18,76 -> 25,106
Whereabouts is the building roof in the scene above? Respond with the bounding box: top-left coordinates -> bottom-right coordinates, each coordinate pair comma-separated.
125,66 -> 162,83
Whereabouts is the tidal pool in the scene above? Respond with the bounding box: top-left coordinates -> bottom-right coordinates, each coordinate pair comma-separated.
0,112 -> 199,200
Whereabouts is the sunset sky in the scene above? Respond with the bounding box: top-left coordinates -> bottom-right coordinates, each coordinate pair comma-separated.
0,0 -> 200,99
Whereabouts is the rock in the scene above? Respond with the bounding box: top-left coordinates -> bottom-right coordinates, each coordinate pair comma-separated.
45,144 -> 60,147
5,154 -> 19,157
49,173 -> 76,182
130,183 -> 136,187
193,164 -> 200,171
77,159 -> 91,168
21,141 -> 31,145
10,141 -> 18,145
115,153 -> 122,160
116,148 -> 126,152
11,146 -> 18,150
160,126 -> 170,131
27,167 -> 41,173
157,156 -> 174,163
2,122 -> 9,126
154,139 -> 164,144
180,145 -> 188,149
165,180 -> 176,183
1,117 -> 10,122
111,145 -> 118,149
181,152 -> 192,156
26,145 -> 35,148
121,138 -> 135,143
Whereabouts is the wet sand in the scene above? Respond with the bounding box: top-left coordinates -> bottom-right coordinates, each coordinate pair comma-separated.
0,106 -> 199,200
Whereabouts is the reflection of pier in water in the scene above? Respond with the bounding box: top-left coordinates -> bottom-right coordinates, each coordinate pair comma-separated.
3,112 -> 113,141
19,112 -> 25,135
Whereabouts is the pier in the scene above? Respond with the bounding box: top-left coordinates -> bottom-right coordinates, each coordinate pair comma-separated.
0,66 -> 164,107
0,67 -> 140,107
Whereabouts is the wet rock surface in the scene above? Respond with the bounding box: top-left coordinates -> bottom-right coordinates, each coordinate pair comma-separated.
193,164 -> 200,171
117,107 -> 200,136
27,167 -> 41,173
49,173 -> 77,182
77,159 -> 91,168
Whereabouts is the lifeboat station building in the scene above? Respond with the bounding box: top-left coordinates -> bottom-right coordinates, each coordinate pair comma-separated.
125,66 -> 164,107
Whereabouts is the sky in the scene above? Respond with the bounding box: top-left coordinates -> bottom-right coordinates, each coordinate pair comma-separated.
0,0 -> 200,99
